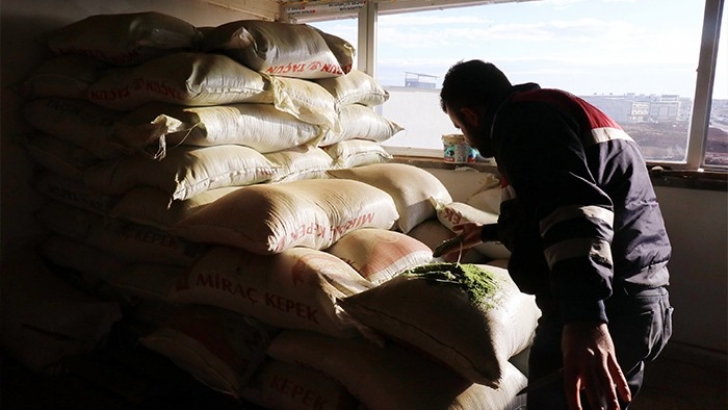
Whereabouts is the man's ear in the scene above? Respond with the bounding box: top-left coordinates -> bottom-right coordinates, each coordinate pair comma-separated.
460,107 -> 480,126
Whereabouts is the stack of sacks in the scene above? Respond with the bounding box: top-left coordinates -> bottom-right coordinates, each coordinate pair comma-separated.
0,249 -> 122,375
268,262 -> 540,410
17,11 -> 540,410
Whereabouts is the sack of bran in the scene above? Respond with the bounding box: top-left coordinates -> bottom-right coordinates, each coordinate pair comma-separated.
173,179 -> 399,254
167,246 -> 373,337
46,11 -> 202,66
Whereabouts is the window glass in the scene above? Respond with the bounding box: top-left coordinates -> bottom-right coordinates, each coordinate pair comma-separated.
705,5 -> 727,168
375,0 -> 706,162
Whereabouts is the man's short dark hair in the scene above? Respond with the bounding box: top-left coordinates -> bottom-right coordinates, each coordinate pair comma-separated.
440,60 -> 512,114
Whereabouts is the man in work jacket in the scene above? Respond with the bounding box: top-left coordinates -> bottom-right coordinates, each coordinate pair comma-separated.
437,60 -> 673,410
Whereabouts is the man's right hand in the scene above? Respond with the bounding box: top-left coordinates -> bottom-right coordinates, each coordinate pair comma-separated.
435,222 -> 484,259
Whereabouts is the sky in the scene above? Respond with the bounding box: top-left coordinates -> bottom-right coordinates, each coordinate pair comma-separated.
309,0 -> 727,99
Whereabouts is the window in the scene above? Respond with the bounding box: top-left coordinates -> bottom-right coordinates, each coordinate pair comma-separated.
290,0 -> 726,171
705,3 -> 727,168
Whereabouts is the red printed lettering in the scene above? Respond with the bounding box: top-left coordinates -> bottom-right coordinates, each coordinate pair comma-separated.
265,292 -> 319,324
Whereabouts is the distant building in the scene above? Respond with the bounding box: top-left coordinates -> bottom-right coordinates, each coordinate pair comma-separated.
404,72 -> 437,89
581,94 -> 682,124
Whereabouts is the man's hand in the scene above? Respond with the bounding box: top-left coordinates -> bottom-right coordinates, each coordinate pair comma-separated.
562,322 -> 632,410
435,223 -> 483,260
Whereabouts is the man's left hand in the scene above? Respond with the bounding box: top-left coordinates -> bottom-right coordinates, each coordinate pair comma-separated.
561,322 -> 632,410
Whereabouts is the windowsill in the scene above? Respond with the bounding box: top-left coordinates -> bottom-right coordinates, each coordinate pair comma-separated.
391,155 -> 499,173
391,155 -> 728,192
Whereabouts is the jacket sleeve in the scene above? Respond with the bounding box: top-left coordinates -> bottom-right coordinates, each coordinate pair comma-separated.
493,102 -> 615,324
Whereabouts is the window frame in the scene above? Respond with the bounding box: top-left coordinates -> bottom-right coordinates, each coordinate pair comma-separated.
287,0 -> 726,172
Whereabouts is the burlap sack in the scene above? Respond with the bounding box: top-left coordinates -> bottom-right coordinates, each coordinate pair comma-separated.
267,330 -> 528,410
18,55 -> 107,100
46,11 -> 202,66
23,98 -> 127,160
35,201 -> 206,266
31,171 -> 119,214
87,52 -> 273,110
83,145 -> 279,201
264,144 -> 334,183
116,102 -> 324,157
202,20 -> 347,79
328,163 -> 452,233
243,358 -> 360,410
338,264 -> 540,386
319,104 -> 403,146
137,304 -> 274,399
168,246 -> 374,337
314,69 -> 389,107
323,139 -> 393,169
110,186 -> 242,231
324,228 -> 433,284
434,201 -> 512,259
173,179 -> 399,254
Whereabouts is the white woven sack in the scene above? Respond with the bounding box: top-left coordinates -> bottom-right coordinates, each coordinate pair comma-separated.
267,330 -> 528,410
36,201 -> 206,266
110,186 -> 241,231
324,139 -> 393,169
173,179 -> 399,254
18,55 -> 106,100
324,228 -> 434,284
116,102 -> 324,157
313,28 -> 356,75
37,235 -> 128,285
168,246 -> 374,337
138,305 -> 273,399
203,20 -> 347,79
264,144 -> 334,183
46,11 -> 202,66
23,98 -> 126,160
434,201 -> 511,259
22,133 -> 98,179
338,264 -> 541,387
0,253 -> 122,374
314,69 -> 389,107
319,104 -> 403,146
37,235 -> 178,302
88,53 -> 273,111
31,171 -> 119,214
407,219 -> 488,264
243,359 -> 360,410
465,173 -> 502,214
271,76 -> 340,131
328,163 -> 452,233
83,145 -> 279,201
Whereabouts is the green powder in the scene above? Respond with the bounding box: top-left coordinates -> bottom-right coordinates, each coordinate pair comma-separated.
404,262 -> 501,307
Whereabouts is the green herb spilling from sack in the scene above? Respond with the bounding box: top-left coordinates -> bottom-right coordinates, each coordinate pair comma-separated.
403,262 -> 501,307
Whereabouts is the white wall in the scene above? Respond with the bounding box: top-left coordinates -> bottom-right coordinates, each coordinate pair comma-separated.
654,186 -> 728,353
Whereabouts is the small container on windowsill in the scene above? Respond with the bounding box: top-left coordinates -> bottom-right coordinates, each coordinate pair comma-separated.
442,134 -> 477,164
